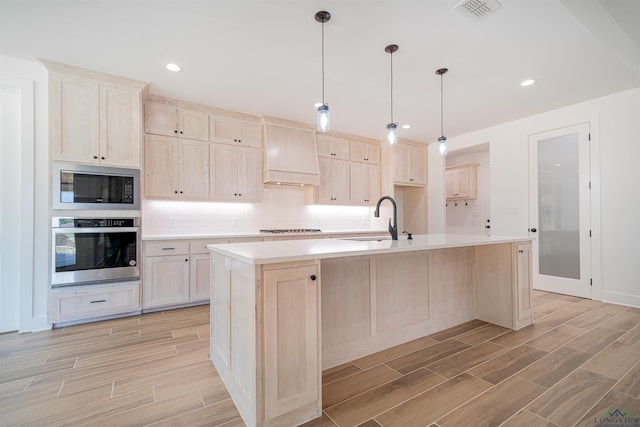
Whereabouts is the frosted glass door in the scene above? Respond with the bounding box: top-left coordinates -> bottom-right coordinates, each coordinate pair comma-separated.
529,124 -> 591,298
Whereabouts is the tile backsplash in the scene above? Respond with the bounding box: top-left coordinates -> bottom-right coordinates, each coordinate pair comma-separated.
142,185 -> 390,236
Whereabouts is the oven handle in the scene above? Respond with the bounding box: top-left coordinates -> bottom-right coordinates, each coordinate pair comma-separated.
52,227 -> 140,234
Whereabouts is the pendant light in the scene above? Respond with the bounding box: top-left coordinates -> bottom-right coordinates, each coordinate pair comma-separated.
315,11 -> 331,132
385,44 -> 399,144
436,68 -> 448,156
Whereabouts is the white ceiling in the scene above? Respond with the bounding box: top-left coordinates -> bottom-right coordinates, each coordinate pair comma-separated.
2,0 -> 639,144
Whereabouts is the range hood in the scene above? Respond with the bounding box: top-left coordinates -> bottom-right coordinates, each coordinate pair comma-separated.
262,117 -> 320,186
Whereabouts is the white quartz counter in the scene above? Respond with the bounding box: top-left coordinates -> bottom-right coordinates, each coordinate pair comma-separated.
207,233 -> 532,264
142,229 -> 386,241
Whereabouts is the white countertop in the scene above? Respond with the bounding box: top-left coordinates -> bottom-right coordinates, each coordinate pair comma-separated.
207,233 -> 533,265
142,229 -> 387,241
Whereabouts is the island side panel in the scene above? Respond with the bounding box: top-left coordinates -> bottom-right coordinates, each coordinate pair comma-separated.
473,243 -> 515,329
427,247 -> 475,324
210,253 -> 259,427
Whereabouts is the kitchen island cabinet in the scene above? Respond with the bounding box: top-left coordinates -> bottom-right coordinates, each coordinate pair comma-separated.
208,234 -> 532,426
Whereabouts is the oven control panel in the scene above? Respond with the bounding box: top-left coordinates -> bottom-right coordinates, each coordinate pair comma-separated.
53,217 -> 139,228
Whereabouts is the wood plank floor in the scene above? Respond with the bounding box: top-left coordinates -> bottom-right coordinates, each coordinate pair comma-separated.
1,291 -> 639,426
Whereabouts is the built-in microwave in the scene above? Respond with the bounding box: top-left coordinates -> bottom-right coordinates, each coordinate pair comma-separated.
53,163 -> 140,210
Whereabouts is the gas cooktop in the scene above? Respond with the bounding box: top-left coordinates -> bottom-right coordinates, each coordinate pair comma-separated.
259,229 -> 322,234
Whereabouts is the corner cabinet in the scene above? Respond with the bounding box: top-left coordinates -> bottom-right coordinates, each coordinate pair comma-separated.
445,164 -> 478,200
46,62 -> 146,168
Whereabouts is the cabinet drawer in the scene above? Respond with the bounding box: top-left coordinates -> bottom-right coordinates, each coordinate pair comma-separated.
50,281 -> 140,322
144,240 -> 189,256
190,239 -> 229,254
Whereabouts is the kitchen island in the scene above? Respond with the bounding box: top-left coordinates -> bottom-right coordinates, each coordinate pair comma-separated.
208,234 -> 533,426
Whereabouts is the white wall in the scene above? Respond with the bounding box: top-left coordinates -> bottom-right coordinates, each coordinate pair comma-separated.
142,185 -> 389,236
0,55 -> 50,331
432,86 -> 640,307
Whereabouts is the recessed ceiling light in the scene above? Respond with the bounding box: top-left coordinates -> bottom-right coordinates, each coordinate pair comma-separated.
165,63 -> 182,72
402,124 -> 411,129
520,79 -> 535,87
554,163 -> 561,167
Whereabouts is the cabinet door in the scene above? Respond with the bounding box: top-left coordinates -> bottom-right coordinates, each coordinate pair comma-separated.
263,264 -> 319,421
316,135 -> 349,160
179,108 -> 209,141
144,135 -> 179,198
189,253 -> 211,302
393,144 -> 411,184
50,73 -> 100,163
407,145 -> 427,185
351,162 -> 380,205
350,139 -> 380,164
445,169 -> 457,199
144,103 -> 178,137
180,140 -> 210,199
515,242 -> 533,329
238,120 -> 262,149
143,255 -> 190,309
237,147 -> 263,201
316,157 -> 349,204
209,114 -> 237,145
210,143 -> 238,200
100,83 -> 141,167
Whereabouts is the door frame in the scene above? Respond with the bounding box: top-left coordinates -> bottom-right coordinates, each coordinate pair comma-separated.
0,74 -> 35,333
528,122 -> 600,299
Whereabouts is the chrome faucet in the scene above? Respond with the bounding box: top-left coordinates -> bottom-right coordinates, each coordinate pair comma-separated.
374,196 -> 398,240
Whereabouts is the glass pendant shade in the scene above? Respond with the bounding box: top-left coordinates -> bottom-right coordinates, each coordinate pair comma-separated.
438,135 -> 448,156
387,122 -> 397,144
317,103 -> 330,132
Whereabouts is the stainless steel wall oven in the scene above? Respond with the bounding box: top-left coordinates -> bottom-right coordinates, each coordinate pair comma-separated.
51,217 -> 140,287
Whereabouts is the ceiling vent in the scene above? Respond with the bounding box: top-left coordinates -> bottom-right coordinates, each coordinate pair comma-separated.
455,0 -> 502,20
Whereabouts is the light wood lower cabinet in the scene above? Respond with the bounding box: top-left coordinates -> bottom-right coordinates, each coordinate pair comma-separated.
211,256 -> 321,426
49,281 -> 140,324
263,264 -> 320,421
143,254 -> 190,309
515,242 -> 533,329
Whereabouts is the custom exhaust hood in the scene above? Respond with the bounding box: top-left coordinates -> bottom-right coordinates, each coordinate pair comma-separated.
262,116 -> 320,186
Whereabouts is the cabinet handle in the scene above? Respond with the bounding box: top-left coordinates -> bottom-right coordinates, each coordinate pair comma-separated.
310,274 -> 317,281
174,190 -> 178,194
101,156 -> 105,160
180,131 -> 183,134
185,258 -> 189,262
162,247 -> 175,250
93,155 -> 98,159
238,193 -> 242,196
179,191 -> 183,194
90,299 -> 106,304
238,139 -> 242,143
174,130 -> 178,134
518,249 -> 524,253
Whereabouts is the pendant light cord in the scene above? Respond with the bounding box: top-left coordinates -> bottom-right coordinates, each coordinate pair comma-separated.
321,21 -> 325,105
390,50 -> 394,123
440,72 -> 444,136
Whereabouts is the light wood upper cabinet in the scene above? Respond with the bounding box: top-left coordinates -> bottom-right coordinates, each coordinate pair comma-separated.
350,139 -> 380,164
445,164 -> 478,200
210,114 -> 262,148
144,103 -> 209,141
313,157 -> 350,204
393,142 -> 427,186
144,134 -> 209,199
210,143 -> 262,202
315,134 -> 350,160
350,162 -> 380,206
49,72 -> 142,168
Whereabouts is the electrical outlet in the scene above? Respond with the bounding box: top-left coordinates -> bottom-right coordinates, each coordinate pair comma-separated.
231,217 -> 238,227
168,217 -> 176,228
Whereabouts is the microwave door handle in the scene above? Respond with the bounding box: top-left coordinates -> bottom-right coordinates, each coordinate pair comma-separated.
53,227 -> 140,233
